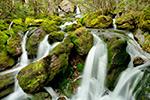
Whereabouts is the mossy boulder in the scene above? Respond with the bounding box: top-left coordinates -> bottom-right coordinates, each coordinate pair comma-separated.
26,28 -> 46,58
17,57 -> 50,94
17,36 -> 74,94
64,23 -> 82,32
6,34 -> 22,57
134,68 -> 150,100
0,73 -> 15,99
115,11 -> 139,30
70,27 -> 93,56
142,34 -> 150,53
0,51 -> 15,71
83,11 -> 113,28
138,9 -> 150,32
96,29 -> 130,90
48,31 -> 65,44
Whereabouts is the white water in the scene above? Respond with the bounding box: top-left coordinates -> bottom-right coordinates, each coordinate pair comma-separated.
72,34 -> 108,100
75,5 -> 82,18
113,16 -> 117,30
36,35 -> 60,61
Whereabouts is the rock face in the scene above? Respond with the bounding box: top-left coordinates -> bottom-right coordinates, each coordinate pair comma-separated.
26,28 -> 46,58
0,73 -> 15,99
70,27 -> 93,56
96,29 -> 130,90
83,11 -> 113,29
133,56 -> 145,67
59,0 -> 75,14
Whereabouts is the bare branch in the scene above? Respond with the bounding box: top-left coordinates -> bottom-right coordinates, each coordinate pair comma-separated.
7,21 -> 14,44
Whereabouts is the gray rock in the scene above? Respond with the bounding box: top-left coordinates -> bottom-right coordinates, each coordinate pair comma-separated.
59,0 -> 75,14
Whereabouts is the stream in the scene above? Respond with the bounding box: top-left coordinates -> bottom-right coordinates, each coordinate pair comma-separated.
0,5 -> 150,100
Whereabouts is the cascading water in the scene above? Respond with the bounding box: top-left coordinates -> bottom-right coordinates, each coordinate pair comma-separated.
72,34 -> 108,100
75,5 -> 82,18
113,16 -> 117,30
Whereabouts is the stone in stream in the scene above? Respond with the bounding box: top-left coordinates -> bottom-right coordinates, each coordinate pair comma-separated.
133,56 -> 145,67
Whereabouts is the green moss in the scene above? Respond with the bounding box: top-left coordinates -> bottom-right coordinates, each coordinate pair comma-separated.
48,31 -> 65,44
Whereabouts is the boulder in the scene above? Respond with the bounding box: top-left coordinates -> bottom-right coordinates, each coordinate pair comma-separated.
48,31 -> 65,44
0,51 -> 15,71
134,28 -> 145,46
115,11 -> 139,30
138,9 -> 150,32
26,28 -> 46,58
64,23 -> 82,32
59,0 -> 75,14
83,11 -> 113,29
133,56 -> 145,67
0,73 -> 15,99
17,36 -> 74,94
6,34 -> 22,57
70,27 -> 93,56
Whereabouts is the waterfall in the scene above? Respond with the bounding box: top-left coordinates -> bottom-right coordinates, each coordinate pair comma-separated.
36,34 -> 60,61
75,5 -> 82,18
72,34 -> 108,100
113,16 -> 117,30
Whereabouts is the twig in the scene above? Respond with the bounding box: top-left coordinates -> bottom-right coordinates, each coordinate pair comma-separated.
7,21 -> 13,44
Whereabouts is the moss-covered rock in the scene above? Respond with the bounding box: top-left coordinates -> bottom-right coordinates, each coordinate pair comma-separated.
64,23 -> 82,32
0,51 -> 15,71
0,73 -> 15,99
83,11 -> 113,29
48,31 -> 65,44
115,11 -> 139,30
70,27 -> 93,56
142,34 -> 150,53
6,34 -> 22,57
26,28 -> 46,58
134,68 -> 150,100
138,9 -> 150,32
17,58 -> 50,94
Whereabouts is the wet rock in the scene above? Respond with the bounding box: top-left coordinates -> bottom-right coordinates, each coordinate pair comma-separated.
83,11 -> 113,29
57,96 -> 66,100
133,56 -> 145,67
0,73 -> 15,99
30,91 -> 51,100
134,68 -> 150,100
26,28 -> 46,58
59,0 -> 75,14
70,27 -> 93,56
134,28 -> 145,46
48,31 -> 65,44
